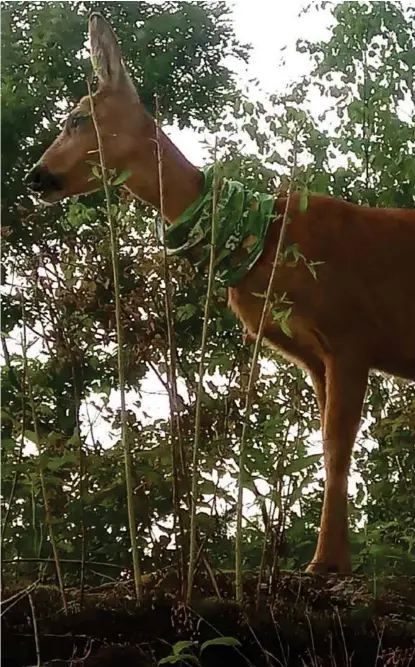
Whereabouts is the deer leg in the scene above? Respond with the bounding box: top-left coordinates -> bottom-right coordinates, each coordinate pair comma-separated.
307,356 -> 368,573
308,362 -> 326,431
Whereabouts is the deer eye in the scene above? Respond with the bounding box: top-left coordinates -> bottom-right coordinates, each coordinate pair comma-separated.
71,114 -> 90,130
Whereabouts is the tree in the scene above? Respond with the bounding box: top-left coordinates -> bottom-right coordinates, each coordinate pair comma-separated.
1,0 -> 414,591
1,0 -> 254,583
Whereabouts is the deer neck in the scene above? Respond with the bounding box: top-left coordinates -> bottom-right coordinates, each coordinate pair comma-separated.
122,114 -> 275,288
125,116 -> 204,222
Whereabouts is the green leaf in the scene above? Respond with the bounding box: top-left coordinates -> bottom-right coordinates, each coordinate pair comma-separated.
158,657 -> 182,665
284,453 -> 321,476
47,452 -> 78,470
199,479 -> 217,495
113,169 -> 132,186
24,430 -> 39,446
1,438 -> 17,450
269,150 -> 286,165
287,243 -> 302,263
243,101 -> 254,116
177,304 -> 197,321
299,187 -> 308,213
288,474 -> 314,505
173,641 -> 198,655
280,319 -> 292,338
91,165 -> 102,180
201,636 -> 242,652
158,655 -> 200,665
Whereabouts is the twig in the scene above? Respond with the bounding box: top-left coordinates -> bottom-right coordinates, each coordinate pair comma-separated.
1,557 -> 127,569
1,580 -> 39,612
148,359 -> 171,394
72,368 -> 86,609
202,553 -> 222,600
235,140 -> 299,603
269,604 -> 289,667
334,607 -> 350,666
154,93 -> 187,595
305,611 -> 318,667
246,616 -> 282,667
256,505 -> 271,608
187,142 -> 219,603
87,78 -> 142,602
1,338 -> 26,549
28,593 -> 41,667
21,293 -> 68,613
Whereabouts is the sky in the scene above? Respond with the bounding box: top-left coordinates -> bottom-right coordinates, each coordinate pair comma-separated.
168,0 -> 334,166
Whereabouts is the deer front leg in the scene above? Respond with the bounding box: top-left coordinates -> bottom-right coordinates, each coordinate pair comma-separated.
307,356 -> 368,573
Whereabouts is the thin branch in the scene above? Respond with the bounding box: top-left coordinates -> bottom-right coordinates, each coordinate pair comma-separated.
154,93 -> 188,596
28,593 -> 41,667
1,557 -> 128,569
72,368 -> 86,610
202,553 -> 222,601
187,142 -> 219,602
21,293 -> 68,614
148,359 -> 171,394
87,78 -> 142,603
1,336 -> 12,368
362,30 -> 371,197
1,339 -> 26,549
1,580 -> 39,612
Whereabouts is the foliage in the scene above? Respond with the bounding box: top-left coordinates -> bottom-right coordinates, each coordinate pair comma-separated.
1,0 -> 414,594
158,637 -> 241,665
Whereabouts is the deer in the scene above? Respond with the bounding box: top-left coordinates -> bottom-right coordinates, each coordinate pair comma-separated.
25,13 -> 415,574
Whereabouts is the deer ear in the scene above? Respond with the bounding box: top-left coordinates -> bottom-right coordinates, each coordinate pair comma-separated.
88,13 -> 130,88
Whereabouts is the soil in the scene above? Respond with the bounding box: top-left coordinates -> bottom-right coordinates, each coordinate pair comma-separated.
2,570 -> 415,667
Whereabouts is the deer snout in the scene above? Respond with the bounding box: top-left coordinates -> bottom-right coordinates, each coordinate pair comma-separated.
25,164 -> 62,194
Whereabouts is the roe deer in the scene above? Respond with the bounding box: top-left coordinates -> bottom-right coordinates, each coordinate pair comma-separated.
26,13 -> 415,573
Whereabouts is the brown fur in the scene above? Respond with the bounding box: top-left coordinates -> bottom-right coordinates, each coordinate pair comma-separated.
25,13 -> 415,573
229,194 -> 415,571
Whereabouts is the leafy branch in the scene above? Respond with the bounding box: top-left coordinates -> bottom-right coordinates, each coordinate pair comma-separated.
235,136 -> 299,603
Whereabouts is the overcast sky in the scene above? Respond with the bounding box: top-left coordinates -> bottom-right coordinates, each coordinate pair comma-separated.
169,0 -> 334,164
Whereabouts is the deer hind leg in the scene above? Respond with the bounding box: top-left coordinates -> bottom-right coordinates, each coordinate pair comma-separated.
308,362 -> 326,431
307,355 -> 368,573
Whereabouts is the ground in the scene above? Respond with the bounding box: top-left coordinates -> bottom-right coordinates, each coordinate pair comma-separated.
2,570 -> 415,666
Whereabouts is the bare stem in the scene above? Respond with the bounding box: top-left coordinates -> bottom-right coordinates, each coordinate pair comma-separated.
235,143 -> 298,603
1,340 -> 26,549
72,372 -> 86,609
28,593 -> 41,667
21,294 -> 68,613
154,93 -> 188,595
1,557 -> 128,569
87,79 -> 142,602
187,142 -> 219,603
1,580 -> 39,614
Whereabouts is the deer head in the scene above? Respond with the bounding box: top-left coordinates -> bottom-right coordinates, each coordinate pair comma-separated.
25,13 -> 202,219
